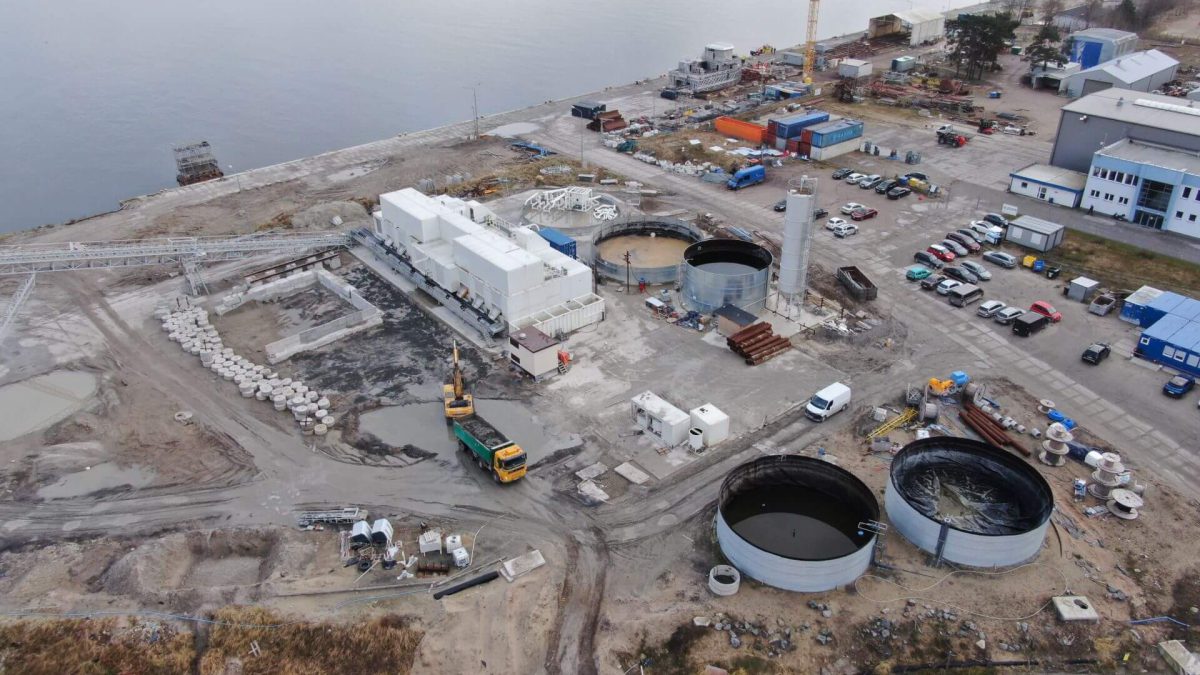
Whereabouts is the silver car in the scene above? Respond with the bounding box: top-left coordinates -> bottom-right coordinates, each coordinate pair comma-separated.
961,260 -> 992,280
941,239 -> 969,257
993,307 -> 1025,325
977,299 -> 1006,318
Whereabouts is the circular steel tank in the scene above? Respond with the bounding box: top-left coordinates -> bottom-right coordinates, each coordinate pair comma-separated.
886,437 -> 1053,568
715,455 -> 878,592
681,239 -> 772,313
591,218 -> 704,285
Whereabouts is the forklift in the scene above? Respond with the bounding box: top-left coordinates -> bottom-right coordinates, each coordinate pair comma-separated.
977,119 -> 996,135
442,341 -> 475,420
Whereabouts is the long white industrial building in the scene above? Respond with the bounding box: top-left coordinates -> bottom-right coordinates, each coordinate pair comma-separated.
375,188 -> 603,335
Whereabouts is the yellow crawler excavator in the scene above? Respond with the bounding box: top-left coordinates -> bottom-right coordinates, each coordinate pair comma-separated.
443,341 -> 475,419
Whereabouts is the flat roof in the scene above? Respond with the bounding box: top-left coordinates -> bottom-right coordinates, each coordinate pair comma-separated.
1070,28 -> 1137,42
510,325 -> 559,352
1069,49 -> 1178,85
1010,215 -> 1066,236
1098,138 -> 1200,175
1010,163 -> 1087,191
1062,89 -> 1200,136
893,8 -> 945,24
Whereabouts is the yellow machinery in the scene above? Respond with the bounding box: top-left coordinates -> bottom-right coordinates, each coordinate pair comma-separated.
443,341 -> 474,419
802,0 -> 820,83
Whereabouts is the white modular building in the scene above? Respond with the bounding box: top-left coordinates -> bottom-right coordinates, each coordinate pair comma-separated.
376,188 -> 603,334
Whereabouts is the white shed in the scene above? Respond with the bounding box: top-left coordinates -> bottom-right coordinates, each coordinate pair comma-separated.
838,59 -> 872,79
1068,277 -> 1101,302
689,404 -> 730,446
631,391 -> 691,446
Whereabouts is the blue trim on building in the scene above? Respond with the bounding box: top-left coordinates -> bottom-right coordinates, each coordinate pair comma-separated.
1008,173 -> 1084,194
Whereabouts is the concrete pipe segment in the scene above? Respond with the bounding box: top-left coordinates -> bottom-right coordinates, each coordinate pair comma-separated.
886,437 -> 1053,568
715,454 -> 878,592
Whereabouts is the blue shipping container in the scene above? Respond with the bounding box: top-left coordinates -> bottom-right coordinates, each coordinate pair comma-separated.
1140,290 -> 1189,328
537,227 -> 577,259
770,111 -> 830,139
809,119 -> 864,148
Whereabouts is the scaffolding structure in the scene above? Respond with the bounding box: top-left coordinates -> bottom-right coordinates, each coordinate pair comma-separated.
0,274 -> 36,342
174,141 -> 225,185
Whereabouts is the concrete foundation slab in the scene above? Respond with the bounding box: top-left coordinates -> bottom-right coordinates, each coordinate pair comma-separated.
614,461 -> 651,485
1052,595 -> 1100,621
1159,640 -> 1200,675
499,549 -> 546,582
575,462 -> 608,481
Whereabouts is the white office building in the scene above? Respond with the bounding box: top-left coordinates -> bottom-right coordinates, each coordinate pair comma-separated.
1080,138 -> 1200,237
376,188 -> 603,334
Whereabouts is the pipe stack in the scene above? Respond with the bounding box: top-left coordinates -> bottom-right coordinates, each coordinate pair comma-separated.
726,321 -> 792,366
958,402 -> 1030,457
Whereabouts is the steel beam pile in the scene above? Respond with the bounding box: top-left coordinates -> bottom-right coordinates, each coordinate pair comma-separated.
959,402 -> 1030,457
726,321 -> 792,366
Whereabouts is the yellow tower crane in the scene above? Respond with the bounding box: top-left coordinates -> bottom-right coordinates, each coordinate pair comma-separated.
443,340 -> 475,420
802,0 -> 820,84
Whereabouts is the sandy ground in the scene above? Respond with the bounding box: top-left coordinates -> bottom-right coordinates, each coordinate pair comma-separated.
596,234 -> 692,267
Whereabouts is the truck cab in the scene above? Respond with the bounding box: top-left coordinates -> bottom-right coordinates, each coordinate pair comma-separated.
727,165 -> 765,190
493,446 -> 528,482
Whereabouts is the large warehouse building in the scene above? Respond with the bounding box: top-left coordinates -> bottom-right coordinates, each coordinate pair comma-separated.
867,10 -> 946,46
1066,28 -> 1137,69
1049,89 -> 1200,173
1059,49 -> 1178,99
376,188 -> 603,335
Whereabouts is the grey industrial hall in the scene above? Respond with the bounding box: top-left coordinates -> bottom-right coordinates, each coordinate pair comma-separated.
1049,89 -> 1200,173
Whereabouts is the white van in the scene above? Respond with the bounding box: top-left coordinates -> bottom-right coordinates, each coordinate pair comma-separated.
805,382 -> 852,422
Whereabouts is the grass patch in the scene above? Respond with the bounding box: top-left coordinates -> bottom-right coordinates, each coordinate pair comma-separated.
0,617 -> 194,675
0,607 -> 423,675
1047,230 -> 1200,295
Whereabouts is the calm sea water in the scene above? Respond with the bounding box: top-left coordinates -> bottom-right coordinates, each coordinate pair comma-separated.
0,0 -> 965,232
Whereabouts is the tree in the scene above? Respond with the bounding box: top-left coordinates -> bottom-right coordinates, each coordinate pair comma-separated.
1041,0 -> 1063,25
946,13 -> 1021,81
1112,0 -> 1139,29
1026,23 -> 1066,71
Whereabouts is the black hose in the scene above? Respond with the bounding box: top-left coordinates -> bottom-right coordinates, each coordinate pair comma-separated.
432,571 -> 500,600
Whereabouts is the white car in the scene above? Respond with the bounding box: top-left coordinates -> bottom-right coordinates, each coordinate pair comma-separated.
825,217 -> 848,230
936,279 -> 962,296
832,223 -> 859,237
840,202 -> 865,215
844,173 -> 866,184
858,174 -> 882,188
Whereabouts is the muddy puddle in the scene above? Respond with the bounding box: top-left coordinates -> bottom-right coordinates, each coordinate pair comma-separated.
0,370 -> 97,441
358,399 -> 575,461
37,463 -> 157,500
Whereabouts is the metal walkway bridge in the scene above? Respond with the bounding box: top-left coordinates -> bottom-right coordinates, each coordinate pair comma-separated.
0,232 -> 351,276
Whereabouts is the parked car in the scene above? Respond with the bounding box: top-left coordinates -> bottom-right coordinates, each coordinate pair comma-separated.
1029,301 -> 1063,322
960,260 -> 992,280
956,228 -> 986,244
920,274 -> 946,291
976,299 -> 1006,318
773,199 -> 788,212
982,213 -> 1008,228
946,232 -> 981,253
927,244 -> 956,262
887,186 -> 912,200
844,173 -> 866,184
943,266 -> 979,284
1012,312 -> 1050,337
859,174 -> 883,189
814,207 -> 828,219
875,179 -> 898,194
1081,342 -> 1110,364
940,239 -> 969,257
906,265 -> 933,281
825,217 -> 848,230
1163,375 -> 1195,398
851,207 -> 878,221
993,307 -> 1025,325
805,382 -> 852,422
832,223 -> 859,237
832,168 -> 852,180
841,202 -> 865,214
936,279 -> 962,296
982,251 -> 1018,268
914,251 -> 945,269
905,172 -> 929,182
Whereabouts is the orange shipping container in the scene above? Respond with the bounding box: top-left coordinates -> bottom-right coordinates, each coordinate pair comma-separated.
714,116 -> 766,144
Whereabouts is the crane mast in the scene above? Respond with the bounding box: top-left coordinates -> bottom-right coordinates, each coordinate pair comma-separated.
803,0 -> 820,83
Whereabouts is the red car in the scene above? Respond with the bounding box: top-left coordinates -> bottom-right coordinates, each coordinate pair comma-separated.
927,244 -> 957,262
850,207 -> 878,221
945,232 -> 981,253
1029,301 -> 1062,322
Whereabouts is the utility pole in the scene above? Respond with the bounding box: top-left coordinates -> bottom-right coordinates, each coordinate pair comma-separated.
472,87 -> 480,141
623,250 -> 632,292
